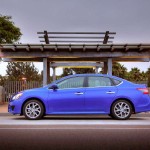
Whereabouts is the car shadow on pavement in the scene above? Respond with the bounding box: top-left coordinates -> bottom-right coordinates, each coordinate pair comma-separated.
11,115 -> 147,121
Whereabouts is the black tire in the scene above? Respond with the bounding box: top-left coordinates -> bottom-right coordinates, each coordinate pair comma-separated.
108,114 -> 114,119
23,100 -> 44,120
111,100 -> 132,120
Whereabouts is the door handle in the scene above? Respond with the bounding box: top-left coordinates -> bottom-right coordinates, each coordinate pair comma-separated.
74,92 -> 84,95
106,91 -> 115,94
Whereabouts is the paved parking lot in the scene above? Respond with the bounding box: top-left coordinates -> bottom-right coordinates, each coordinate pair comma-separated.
0,114 -> 150,125
0,114 -> 150,150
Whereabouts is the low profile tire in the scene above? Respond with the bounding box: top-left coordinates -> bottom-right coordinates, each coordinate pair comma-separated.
23,100 -> 44,120
111,100 -> 132,120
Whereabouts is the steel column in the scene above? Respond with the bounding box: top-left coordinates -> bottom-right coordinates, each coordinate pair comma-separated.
103,62 -> 108,74
95,66 -> 99,74
43,58 -> 50,86
52,67 -> 56,81
108,58 -> 112,75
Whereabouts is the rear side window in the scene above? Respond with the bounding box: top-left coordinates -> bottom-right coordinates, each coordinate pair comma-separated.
88,76 -> 113,87
112,79 -> 122,85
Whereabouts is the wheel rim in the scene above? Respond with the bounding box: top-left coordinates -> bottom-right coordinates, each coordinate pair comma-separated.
114,102 -> 130,119
25,102 -> 41,119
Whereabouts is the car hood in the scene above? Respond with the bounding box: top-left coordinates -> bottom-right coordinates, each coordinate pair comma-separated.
23,87 -> 46,93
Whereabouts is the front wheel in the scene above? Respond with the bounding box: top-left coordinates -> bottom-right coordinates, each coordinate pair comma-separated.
111,100 -> 132,120
23,100 -> 44,120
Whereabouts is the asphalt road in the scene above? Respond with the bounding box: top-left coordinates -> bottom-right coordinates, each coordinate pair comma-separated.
0,114 -> 150,150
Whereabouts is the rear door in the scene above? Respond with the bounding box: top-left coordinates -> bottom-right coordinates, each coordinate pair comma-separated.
85,76 -> 117,113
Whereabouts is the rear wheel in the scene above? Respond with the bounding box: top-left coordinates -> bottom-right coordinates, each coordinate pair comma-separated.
111,100 -> 132,120
23,100 -> 44,120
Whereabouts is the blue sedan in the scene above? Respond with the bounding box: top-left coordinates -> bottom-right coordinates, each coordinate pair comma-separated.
8,74 -> 150,120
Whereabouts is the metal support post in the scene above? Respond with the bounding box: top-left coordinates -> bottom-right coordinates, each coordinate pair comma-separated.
43,58 -> 50,86
107,58 -> 112,75
52,67 -> 56,81
103,62 -> 108,74
95,66 -> 99,74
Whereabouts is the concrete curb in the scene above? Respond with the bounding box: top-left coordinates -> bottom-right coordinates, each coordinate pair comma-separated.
0,113 -> 11,116
0,113 -> 150,117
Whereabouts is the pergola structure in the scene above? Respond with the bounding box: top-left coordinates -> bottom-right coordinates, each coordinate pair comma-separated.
38,31 -> 115,44
0,31 -> 150,85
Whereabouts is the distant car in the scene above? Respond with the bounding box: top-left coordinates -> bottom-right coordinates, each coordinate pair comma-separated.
8,74 -> 150,120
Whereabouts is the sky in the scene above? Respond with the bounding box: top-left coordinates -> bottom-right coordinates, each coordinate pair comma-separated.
0,0 -> 150,76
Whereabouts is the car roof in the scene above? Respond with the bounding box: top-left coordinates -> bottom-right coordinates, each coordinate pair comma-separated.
65,74 -> 121,79
55,74 -> 125,82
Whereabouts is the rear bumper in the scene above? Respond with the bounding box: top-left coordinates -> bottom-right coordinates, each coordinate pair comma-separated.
135,95 -> 150,113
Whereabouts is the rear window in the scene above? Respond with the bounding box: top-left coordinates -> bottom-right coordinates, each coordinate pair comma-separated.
112,79 -> 122,85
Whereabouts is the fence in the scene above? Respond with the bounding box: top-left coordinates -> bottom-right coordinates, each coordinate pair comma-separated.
4,81 -> 42,102
0,86 -> 5,104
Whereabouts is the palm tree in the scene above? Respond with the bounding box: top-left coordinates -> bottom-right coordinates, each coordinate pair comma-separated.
146,68 -> 150,87
140,71 -> 147,81
128,67 -> 142,82
112,62 -> 128,79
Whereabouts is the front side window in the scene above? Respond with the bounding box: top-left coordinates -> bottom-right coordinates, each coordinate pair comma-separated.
57,77 -> 85,89
88,76 -> 113,87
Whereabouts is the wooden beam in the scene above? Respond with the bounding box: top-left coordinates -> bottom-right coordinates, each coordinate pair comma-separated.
39,36 -> 115,39
44,30 -> 49,44
54,44 -> 58,51
2,57 -> 150,62
97,45 -> 101,51
103,31 -> 109,44
69,45 -> 72,52
38,31 -> 116,34
83,45 -> 86,51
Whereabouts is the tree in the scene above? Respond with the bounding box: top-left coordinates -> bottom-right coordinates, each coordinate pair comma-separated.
0,75 -> 7,86
140,71 -> 147,81
61,68 -> 73,77
71,68 -> 95,74
146,68 -> 150,87
61,68 -> 95,77
112,62 -> 128,79
128,67 -> 142,82
6,62 -> 41,81
0,14 -> 22,43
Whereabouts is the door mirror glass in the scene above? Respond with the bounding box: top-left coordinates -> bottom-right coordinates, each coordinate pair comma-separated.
50,84 -> 58,90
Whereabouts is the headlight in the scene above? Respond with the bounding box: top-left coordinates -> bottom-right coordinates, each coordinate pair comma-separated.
12,93 -> 23,100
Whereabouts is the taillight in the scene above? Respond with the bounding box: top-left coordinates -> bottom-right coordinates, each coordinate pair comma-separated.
137,88 -> 149,94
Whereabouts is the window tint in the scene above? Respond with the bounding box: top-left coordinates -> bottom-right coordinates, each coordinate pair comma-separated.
57,77 -> 84,89
112,79 -> 122,85
88,76 -> 112,87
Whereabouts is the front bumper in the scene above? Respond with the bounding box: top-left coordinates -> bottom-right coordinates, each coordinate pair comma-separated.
8,100 -> 23,115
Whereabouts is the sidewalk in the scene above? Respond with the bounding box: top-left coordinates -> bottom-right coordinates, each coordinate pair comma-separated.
0,103 -> 8,113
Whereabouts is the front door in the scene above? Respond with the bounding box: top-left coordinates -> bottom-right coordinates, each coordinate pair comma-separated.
48,76 -> 86,114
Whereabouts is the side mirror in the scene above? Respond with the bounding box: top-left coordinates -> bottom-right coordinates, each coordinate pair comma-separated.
50,84 -> 58,90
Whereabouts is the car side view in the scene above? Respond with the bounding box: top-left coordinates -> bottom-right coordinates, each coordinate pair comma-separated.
8,74 -> 150,120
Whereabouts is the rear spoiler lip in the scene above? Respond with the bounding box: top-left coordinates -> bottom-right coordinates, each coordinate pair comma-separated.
134,83 -> 147,88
